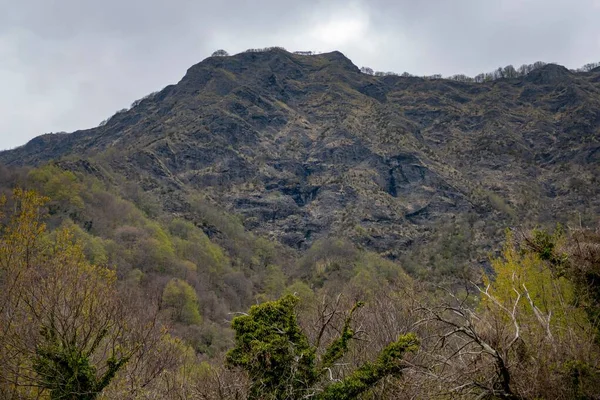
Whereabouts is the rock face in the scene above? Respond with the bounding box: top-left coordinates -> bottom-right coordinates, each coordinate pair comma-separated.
2,49 -> 599,257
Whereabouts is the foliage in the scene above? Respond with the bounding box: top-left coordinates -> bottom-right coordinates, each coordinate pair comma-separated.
226,295 -> 316,399
418,229 -> 600,399
163,278 -> 202,325
211,49 -> 229,57
525,227 -> 600,341
283,280 -> 315,309
243,46 -> 287,53
28,165 -> 84,211
0,189 -> 142,399
318,333 -> 419,400
0,157 -> 598,399
320,301 -> 364,370
483,230 -> 588,335
364,59 -> 599,82
169,218 -> 229,274
226,294 -> 419,400
261,264 -> 286,300
34,325 -> 129,400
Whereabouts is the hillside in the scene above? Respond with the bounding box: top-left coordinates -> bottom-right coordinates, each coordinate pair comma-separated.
1,48 -> 599,399
1,48 -> 599,262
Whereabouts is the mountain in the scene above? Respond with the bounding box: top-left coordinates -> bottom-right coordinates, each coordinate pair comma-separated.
2,48 -> 599,262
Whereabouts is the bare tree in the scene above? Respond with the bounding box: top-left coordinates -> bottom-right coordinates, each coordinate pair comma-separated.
411,258 -> 600,400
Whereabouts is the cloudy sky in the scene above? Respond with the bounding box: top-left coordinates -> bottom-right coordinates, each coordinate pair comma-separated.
1,0 -> 600,149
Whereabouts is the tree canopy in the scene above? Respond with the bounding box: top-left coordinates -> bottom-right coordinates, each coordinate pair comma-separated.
226,294 -> 419,399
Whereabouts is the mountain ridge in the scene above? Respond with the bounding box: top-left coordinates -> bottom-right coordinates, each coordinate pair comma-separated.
2,48 -> 599,260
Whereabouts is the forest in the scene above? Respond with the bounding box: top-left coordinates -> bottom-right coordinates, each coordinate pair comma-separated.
0,163 -> 598,399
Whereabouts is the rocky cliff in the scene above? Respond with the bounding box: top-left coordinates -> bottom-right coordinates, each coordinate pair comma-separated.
2,49 -> 599,258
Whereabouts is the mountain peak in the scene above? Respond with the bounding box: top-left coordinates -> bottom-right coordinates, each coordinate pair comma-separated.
195,48 -> 358,74
176,48 -> 361,96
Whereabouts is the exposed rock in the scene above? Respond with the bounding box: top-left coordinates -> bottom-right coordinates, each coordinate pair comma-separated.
1,49 -> 599,255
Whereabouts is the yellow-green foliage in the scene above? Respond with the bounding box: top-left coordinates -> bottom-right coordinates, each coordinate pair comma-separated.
188,194 -> 273,268
143,220 -> 176,269
169,218 -> 229,274
126,268 -> 144,284
28,165 -> 84,209
351,252 -> 410,293
484,231 -> 589,338
162,278 -> 202,325
146,221 -> 175,254
283,280 -> 315,308
189,195 -> 246,240
473,188 -> 516,218
101,333 -> 212,400
258,264 -> 286,301
252,237 -> 278,267
299,238 -> 410,296
61,220 -> 109,265
0,189 -> 132,399
299,238 -> 359,281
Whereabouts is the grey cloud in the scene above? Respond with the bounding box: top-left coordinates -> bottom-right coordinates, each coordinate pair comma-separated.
1,0 -> 599,149
365,0 -> 600,74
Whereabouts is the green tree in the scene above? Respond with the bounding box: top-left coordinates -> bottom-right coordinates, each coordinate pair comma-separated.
226,294 -> 419,400
162,278 -> 202,325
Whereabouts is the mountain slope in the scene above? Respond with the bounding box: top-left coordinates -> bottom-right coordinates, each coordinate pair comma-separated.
2,49 -> 599,259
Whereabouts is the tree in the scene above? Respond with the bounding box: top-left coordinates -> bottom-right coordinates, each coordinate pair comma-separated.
226,294 -> 419,399
524,227 -> 600,340
211,49 -> 229,57
518,63 -> 533,76
449,74 -> 473,82
262,264 -> 286,300
495,66 -> 505,79
503,65 -> 518,78
0,189 -> 153,399
580,62 -> 600,72
360,67 -> 374,75
416,230 -> 600,399
473,73 -> 485,83
318,334 -> 420,400
162,278 -> 202,325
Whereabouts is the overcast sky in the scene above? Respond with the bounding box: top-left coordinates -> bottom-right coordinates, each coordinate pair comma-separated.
1,0 -> 599,150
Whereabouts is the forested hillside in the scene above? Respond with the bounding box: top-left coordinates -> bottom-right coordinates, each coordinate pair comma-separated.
0,48 -> 598,399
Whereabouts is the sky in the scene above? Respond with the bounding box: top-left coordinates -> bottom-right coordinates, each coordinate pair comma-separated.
1,0 -> 600,150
